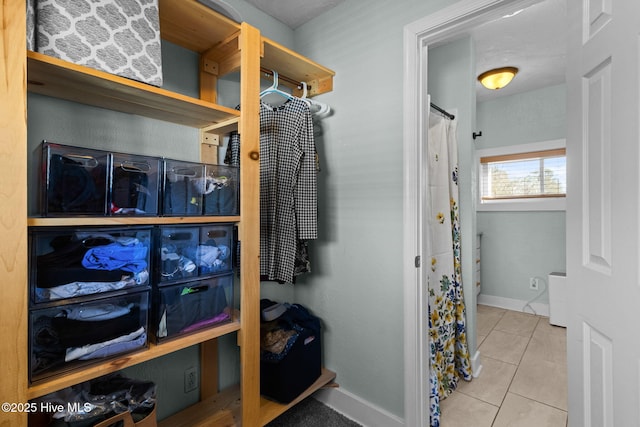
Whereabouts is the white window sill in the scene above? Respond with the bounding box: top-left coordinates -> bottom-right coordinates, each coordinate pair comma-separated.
477,197 -> 566,212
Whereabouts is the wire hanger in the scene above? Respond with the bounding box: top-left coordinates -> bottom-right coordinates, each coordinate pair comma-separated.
260,70 -> 294,100
300,82 -> 331,117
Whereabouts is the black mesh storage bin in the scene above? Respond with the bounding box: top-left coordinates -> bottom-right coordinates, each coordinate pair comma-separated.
29,290 -> 149,383
109,152 -> 161,216
30,226 -> 152,304
202,163 -> 239,216
41,141 -> 109,216
153,275 -> 233,342
161,159 -> 205,216
156,224 -> 233,285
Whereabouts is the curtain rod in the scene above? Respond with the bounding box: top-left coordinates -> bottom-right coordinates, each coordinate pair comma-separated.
260,67 -> 310,91
430,102 -> 455,120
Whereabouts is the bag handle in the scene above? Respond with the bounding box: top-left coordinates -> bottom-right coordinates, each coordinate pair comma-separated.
93,411 -> 135,427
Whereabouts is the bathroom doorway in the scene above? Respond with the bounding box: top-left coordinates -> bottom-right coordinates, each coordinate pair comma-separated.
402,0 -> 566,425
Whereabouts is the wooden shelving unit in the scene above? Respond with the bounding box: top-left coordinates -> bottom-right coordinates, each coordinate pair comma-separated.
27,314 -> 242,400
1,0 -> 335,425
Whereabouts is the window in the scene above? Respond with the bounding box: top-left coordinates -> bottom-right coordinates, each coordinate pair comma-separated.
477,140 -> 566,211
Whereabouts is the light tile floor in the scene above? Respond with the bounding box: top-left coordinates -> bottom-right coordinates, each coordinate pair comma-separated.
439,304 -> 568,427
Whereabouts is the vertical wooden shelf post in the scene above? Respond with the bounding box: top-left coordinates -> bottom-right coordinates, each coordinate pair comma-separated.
0,0 -> 28,425
199,52 -> 220,165
238,22 -> 262,426
197,24 -> 221,399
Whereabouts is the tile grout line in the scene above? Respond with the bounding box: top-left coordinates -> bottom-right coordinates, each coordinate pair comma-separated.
495,312 -> 568,425
490,316 -> 537,426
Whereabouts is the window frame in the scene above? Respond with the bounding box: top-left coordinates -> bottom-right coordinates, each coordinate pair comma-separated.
476,139 -> 566,212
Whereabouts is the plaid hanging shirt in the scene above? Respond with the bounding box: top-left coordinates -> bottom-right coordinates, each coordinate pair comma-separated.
259,98 -> 318,283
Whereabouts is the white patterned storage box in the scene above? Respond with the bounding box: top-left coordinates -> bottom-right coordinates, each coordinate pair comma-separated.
27,0 -> 163,86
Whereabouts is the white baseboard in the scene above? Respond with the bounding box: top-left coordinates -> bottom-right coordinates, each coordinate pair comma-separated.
477,294 -> 550,317
313,387 -> 404,427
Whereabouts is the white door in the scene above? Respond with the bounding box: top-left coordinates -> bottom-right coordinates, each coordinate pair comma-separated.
566,1 -> 640,426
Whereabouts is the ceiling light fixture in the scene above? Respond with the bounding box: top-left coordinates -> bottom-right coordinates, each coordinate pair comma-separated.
477,67 -> 519,90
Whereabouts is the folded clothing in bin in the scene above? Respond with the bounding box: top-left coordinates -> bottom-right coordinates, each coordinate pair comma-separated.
202,164 -> 239,216
46,151 -> 108,215
110,153 -> 161,216
154,276 -> 232,341
30,291 -> 149,382
32,228 -> 151,302
260,299 -> 322,403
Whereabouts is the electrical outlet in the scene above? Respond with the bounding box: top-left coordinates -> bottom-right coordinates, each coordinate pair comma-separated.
529,277 -> 539,290
184,367 -> 198,393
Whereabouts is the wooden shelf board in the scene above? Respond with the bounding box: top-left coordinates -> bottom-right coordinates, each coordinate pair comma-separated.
261,38 -> 335,96
28,216 -> 240,227
155,368 -> 336,427
27,316 -> 241,400
260,368 -> 337,425
158,384 -> 241,427
159,0 -> 240,53
202,117 -> 240,135
27,52 -> 240,129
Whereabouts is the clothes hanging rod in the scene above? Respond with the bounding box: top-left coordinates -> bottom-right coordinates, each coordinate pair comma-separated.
430,102 -> 455,120
260,67 -> 311,91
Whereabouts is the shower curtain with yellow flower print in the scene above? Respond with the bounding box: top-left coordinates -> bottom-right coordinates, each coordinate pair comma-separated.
427,114 -> 472,427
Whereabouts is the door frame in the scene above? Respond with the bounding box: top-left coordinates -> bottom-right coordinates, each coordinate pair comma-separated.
402,0 -> 542,425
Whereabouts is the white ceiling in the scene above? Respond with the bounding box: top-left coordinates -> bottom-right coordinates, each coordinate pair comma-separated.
471,0 -> 567,102
209,0 -> 567,101
244,0 -> 346,29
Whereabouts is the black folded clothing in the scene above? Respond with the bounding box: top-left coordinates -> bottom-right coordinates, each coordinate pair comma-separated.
47,153 -> 107,215
111,167 -> 150,213
37,267 -> 128,289
164,177 -> 201,215
50,306 -> 141,348
203,186 -> 236,215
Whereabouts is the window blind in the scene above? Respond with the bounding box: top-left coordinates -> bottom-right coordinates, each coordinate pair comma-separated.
480,148 -> 566,200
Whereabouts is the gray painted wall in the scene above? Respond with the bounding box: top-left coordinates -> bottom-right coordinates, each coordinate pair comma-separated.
286,0 -> 461,418
476,84 -> 566,149
476,84 -> 567,305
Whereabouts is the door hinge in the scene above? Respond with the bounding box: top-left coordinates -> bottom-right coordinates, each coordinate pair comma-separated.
415,255 -> 421,268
